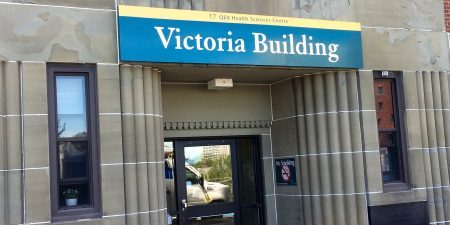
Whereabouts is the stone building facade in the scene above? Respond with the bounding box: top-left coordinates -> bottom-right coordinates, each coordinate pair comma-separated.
0,0 -> 449,225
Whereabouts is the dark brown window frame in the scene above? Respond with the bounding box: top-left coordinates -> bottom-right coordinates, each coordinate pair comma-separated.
47,64 -> 102,222
373,71 -> 410,192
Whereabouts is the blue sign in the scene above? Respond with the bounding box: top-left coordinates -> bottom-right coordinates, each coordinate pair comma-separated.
118,5 -> 363,68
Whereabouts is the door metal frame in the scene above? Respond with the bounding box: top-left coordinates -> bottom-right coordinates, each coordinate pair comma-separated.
166,136 -> 266,225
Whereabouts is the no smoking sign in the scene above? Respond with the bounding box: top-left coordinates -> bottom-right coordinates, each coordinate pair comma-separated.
275,158 -> 297,186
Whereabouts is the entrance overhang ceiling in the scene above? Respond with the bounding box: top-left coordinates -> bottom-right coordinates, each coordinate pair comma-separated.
155,64 -> 345,84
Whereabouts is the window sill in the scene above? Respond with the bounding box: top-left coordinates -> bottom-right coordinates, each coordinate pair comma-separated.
383,182 -> 410,192
52,208 -> 101,223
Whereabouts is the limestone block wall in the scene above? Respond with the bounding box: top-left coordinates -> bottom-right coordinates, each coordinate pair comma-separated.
402,71 -> 450,224
0,62 -> 130,225
271,71 -> 372,225
203,0 -> 449,72
272,70 -> 450,225
120,65 -> 167,225
0,2 -> 117,63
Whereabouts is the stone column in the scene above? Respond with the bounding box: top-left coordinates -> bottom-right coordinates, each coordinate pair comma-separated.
120,65 -> 166,225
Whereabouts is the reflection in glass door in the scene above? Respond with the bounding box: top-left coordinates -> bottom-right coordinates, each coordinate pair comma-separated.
184,144 -> 233,207
176,139 -> 238,225
164,137 -> 265,225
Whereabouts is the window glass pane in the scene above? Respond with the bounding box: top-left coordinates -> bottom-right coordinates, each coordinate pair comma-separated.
374,79 -> 395,129
184,145 -> 233,206
379,132 -> 401,182
56,76 -> 87,138
59,182 -> 90,208
59,142 -> 88,179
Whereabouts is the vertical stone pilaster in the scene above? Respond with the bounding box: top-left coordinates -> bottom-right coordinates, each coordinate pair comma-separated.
120,65 -> 166,225
121,65 -> 139,225
312,74 -> 333,225
5,62 -> 23,225
324,72 -> 346,225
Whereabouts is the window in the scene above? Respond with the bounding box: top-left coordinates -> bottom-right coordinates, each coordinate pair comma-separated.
373,71 -> 409,189
47,64 -> 101,221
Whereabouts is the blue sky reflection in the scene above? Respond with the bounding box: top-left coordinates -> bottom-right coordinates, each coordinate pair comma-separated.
56,76 -> 87,138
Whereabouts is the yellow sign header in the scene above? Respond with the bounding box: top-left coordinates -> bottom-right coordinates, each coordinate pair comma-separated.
118,5 -> 361,31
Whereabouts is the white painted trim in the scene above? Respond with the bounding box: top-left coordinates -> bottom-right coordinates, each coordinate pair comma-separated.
406,108 -> 450,111
409,147 -> 450,151
430,220 -> 450,224
19,221 -> 51,225
272,109 -> 375,122
268,84 -> 279,225
97,63 -> 119,66
99,112 -> 121,116
20,61 -> 26,224
265,150 -> 379,159
102,208 -> 167,218
413,185 -> 450,190
2,114 -> 21,117
0,167 -> 49,172
3,114 -> 49,117
267,191 -> 383,197
101,161 -> 165,166
121,113 -> 163,117
271,115 -> 297,122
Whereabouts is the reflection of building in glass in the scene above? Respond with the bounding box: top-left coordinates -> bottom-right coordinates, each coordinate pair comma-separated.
201,145 -> 229,162
375,80 -> 395,129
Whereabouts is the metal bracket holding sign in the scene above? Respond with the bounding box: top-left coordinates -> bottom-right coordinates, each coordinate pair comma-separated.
275,158 -> 297,186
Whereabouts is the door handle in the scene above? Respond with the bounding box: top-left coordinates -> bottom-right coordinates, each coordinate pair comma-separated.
181,199 -> 187,209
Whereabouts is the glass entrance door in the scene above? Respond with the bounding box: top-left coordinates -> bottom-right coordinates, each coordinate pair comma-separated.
176,139 -> 238,225
164,137 -> 265,225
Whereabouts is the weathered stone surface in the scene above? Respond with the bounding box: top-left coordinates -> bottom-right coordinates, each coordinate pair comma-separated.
101,164 -> 126,217
0,4 -> 117,63
22,62 -> 47,114
23,116 -> 49,168
98,64 -> 121,114
0,0 -> 115,9
205,0 -> 444,31
361,28 -> 449,71
276,196 -> 303,225
25,169 -> 50,223
271,117 -> 298,157
118,0 -> 152,7
263,159 -> 274,195
205,0 -> 290,17
271,79 -> 296,120
355,0 -> 444,31
265,195 -> 277,225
